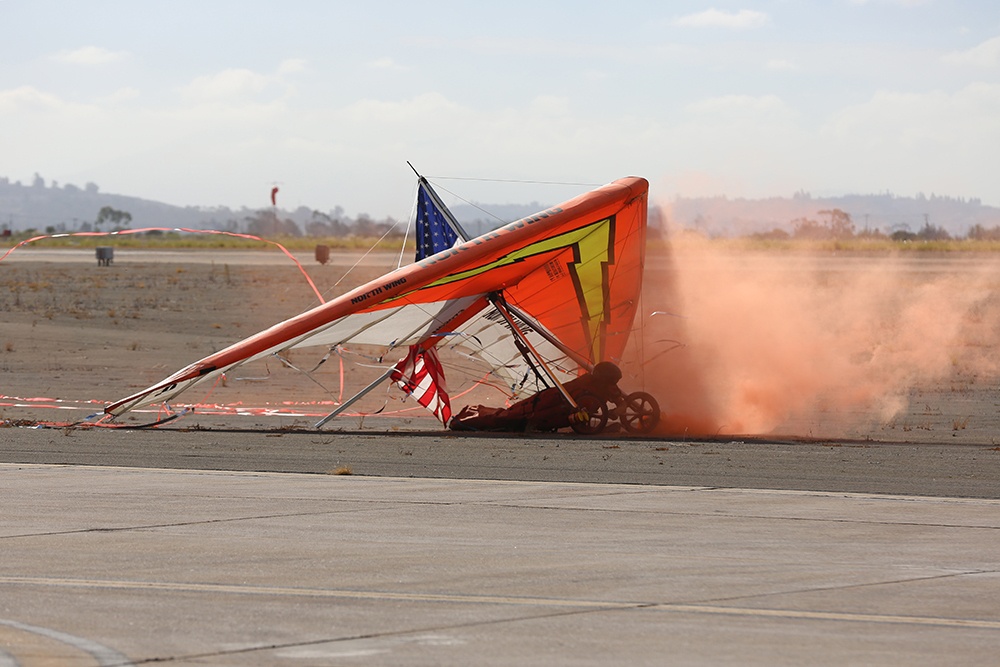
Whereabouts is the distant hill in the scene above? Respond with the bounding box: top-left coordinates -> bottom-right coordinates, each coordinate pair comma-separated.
666,192 -> 1000,238
0,175 -> 259,233
457,193 -> 1000,239
0,174 -> 542,236
3,174 -> 998,239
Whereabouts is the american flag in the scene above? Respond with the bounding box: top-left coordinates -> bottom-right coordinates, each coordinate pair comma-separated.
415,182 -> 459,261
390,345 -> 452,425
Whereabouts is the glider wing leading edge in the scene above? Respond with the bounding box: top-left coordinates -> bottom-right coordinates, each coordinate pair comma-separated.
105,176 -> 649,422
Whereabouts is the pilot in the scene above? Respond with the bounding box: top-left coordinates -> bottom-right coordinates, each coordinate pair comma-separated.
450,361 -> 623,432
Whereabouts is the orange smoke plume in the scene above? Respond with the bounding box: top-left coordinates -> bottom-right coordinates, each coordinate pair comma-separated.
635,234 -> 1000,437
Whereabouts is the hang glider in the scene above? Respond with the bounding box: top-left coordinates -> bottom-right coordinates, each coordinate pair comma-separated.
105,175 -> 651,431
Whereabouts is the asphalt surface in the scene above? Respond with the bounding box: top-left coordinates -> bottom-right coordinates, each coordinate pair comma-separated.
3,426 -> 1000,498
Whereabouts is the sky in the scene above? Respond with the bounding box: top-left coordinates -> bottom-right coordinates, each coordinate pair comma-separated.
2,0 -> 999,219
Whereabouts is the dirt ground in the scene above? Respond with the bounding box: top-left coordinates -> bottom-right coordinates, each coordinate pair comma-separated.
0,248 -> 441,431
3,246 -> 1000,445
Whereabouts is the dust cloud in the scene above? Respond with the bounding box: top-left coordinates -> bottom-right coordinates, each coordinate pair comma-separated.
633,236 -> 1000,437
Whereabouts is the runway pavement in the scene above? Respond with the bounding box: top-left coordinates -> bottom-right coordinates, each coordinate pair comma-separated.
3,426 -> 1000,497
2,429 -> 1000,665
7,246 -> 1000,663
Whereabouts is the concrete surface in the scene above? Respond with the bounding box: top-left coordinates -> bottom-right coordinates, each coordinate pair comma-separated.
2,462 -> 999,665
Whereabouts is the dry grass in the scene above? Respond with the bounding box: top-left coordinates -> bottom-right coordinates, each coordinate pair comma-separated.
329,465 -> 353,475
2,233 -> 409,252
688,237 -> 1000,254
11,234 -> 1000,255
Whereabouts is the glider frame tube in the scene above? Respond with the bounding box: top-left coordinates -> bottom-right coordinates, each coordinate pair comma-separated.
489,293 -> 578,410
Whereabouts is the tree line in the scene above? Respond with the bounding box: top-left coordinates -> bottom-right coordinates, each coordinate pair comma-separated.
748,208 -> 999,242
236,209 -> 404,238
28,206 -> 406,239
21,204 -> 1000,245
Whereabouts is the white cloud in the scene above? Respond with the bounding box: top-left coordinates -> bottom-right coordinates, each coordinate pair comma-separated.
175,62 -> 304,105
341,92 -> 462,124
825,84 -> 1000,145
817,83 -> 1000,196
101,87 -> 141,104
944,36 -> 1000,67
529,95 -> 571,116
367,57 -> 409,71
277,59 -> 307,74
0,85 -> 71,112
685,94 -> 795,118
179,68 -> 274,102
582,69 -> 610,82
51,46 -> 126,65
766,58 -> 799,71
848,0 -> 930,6
672,9 -> 769,30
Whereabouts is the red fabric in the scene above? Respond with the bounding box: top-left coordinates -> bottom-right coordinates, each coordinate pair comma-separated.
390,346 -> 452,424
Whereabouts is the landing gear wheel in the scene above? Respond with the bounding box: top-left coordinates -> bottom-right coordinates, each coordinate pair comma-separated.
621,391 -> 660,434
570,393 -> 609,435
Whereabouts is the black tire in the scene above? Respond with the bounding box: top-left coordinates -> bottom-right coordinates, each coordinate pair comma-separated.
569,393 -> 608,435
620,391 -> 660,434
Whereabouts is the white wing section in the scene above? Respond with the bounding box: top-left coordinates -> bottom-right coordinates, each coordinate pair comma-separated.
287,296 -> 480,350
107,296 -> 483,416
440,307 -> 577,399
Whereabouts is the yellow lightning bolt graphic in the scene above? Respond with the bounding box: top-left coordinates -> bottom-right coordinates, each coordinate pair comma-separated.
415,217 -> 615,362
567,219 -> 613,361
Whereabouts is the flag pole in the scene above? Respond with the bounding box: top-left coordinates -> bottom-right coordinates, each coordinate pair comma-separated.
408,163 -> 471,243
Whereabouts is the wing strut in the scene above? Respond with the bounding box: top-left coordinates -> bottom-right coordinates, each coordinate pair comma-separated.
489,292 -> 578,410
502,302 -> 594,372
313,314 -> 445,428
314,295 -> 493,428
315,366 -> 396,428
